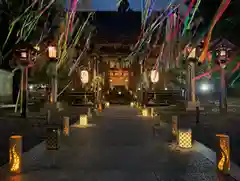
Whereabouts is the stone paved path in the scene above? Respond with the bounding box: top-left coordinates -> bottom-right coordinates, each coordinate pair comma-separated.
1,106 -> 235,181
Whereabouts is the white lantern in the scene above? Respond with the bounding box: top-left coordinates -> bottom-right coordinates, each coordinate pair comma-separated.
48,46 -> 57,58
150,70 -> 159,83
79,115 -> 88,126
80,70 -> 89,84
21,52 -> 27,58
105,102 -> 110,107
142,108 -> 148,117
63,117 -> 70,136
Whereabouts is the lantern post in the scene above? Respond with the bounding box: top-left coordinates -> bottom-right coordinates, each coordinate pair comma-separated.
47,45 -> 58,104
80,70 -> 89,103
186,47 -> 201,111
16,48 -> 31,118
216,46 -> 228,113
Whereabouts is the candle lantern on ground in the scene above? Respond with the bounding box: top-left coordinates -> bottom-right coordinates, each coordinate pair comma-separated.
178,129 -> 192,148
9,135 -> 22,173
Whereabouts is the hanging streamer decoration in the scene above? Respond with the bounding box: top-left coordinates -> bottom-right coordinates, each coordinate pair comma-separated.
199,0 -> 231,63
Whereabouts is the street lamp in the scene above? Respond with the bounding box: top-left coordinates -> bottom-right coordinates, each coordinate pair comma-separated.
16,48 -> 31,118
216,46 -> 228,113
186,47 -> 199,111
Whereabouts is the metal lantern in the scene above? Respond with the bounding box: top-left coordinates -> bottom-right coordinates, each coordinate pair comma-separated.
216,47 -> 228,68
46,127 -> 60,150
17,48 -> 30,66
150,70 -> 159,83
178,129 -> 192,148
48,45 -> 57,59
80,70 -> 89,84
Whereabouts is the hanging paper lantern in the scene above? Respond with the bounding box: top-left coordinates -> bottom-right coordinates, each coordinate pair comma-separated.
80,70 -> 89,84
150,70 -> 159,83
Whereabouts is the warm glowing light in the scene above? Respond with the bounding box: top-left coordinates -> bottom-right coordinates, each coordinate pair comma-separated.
98,104 -> 102,112
79,115 -> 88,126
105,102 -> 110,107
63,117 -> 70,136
48,46 -> 57,58
172,116 -> 178,136
178,129 -> 192,148
216,134 -> 230,173
34,45 -> 40,51
9,135 -> 22,173
142,108 -> 148,117
150,70 -> 159,83
200,84 -> 209,91
21,52 -> 27,58
130,102 -> 135,107
80,70 -> 89,84
150,108 -> 154,117
50,93 -> 53,103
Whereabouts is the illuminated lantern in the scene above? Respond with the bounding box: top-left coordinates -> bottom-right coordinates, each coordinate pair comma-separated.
142,108 -> 148,117
150,108 -> 154,117
98,103 -> 102,112
216,134 -> 230,174
79,115 -> 88,126
150,70 -> 159,83
9,135 -> 22,173
130,102 -> 135,107
80,70 -> 89,84
172,116 -> 178,136
48,46 -> 57,58
63,117 -> 70,136
178,129 -> 192,148
105,102 -> 110,108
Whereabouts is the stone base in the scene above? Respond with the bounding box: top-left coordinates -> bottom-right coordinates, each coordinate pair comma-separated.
186,101 -> 204,111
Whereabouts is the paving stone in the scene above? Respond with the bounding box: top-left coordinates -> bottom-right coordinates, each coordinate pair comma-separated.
1,106 -> 236,181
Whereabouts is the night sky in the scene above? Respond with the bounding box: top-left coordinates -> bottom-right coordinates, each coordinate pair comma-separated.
75,0 -> 171,11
